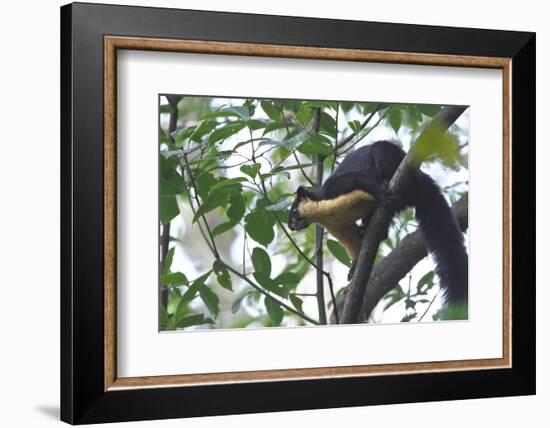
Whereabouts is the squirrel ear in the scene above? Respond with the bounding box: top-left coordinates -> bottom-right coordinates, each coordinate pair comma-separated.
297,185 -> 306,198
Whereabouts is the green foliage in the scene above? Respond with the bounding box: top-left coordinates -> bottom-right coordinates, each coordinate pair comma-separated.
159,156 -> 183,224
265,296 -> 284,326
252,248 -> 271,276
297,134 -> 333,156
434,302 -> 468,321
213,260 -> 232,291
327,239 -> 352,267
245,200 -> 276,246
240,163 -> 261,178
159,96 -> 468,330
160,272 -> 188,287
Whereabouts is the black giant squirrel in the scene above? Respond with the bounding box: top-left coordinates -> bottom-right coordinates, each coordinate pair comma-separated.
288,140 -> 468,307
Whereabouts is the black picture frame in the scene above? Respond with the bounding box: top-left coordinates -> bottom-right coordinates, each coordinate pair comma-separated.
61,2 -> 535,424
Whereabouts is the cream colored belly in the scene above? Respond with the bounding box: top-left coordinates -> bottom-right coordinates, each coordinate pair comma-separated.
298,190 -> 378,260
299,190 -> 376,223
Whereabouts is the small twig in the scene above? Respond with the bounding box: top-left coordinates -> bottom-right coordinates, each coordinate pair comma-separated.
339,106 -> 393,155
180,154 -> 220,259
242,229 -> 247,276
334,104 -> 381,151
419,289 -> 441,322
313,108 -> 328,325
290,292 -> 318,297
181,179 -> 217,257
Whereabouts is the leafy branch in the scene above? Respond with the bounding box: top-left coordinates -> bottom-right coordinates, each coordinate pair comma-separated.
181,152 -> 319,325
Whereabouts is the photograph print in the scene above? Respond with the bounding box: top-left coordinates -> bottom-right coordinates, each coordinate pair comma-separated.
158,95 -> 469,331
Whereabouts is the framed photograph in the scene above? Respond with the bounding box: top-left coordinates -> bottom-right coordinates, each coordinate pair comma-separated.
60,2 -> 535,424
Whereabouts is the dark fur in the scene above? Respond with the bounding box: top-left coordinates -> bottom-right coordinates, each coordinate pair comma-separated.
288,140 -> 468,305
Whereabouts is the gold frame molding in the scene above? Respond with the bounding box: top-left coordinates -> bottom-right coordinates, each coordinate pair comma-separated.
104,35 -> 512,391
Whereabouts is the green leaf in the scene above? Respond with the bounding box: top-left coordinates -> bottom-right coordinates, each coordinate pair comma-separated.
161,272 -> 188,287
282,100 -> 301,113
160,156 -> 184,199
383,285 -> 406,311
262,122 -> 286,136
418,105 -> 441,117
265,196 -> 292,212
327,239 -> 352,267
388,109 -> 402,134
362,103 -> 379,115
176,314 -> 214,329
274,272 -> 301,287
383,295 -> 403,311
252,247 -> 271,276
162,247 -> 175,275
254,272 -> 288,298
209,122 -> 246,144
159,304 -> 170,328
348,120 -> 362,134
231,293 -> 250,314
193,271 -> 211,287
260,170 -> 291,181
401,313 -> 417,322
264,297 -> 284,326
227,193 -> 245,222
407,105 -> 423,126
213,260 -> 232,290
295,106 -> 313,126
281,129 -> 310,151
240,163 -> 261,179
245,210 -> 275,246
171,127 -> 196,147
190,120 -> 218,142
297,134 -> 332,156
195,172 -> 218,199
340,102 -> 354,113
416,271 -> 435,294
247,119 -> 267,130
289,295 -> 304,313
177,287 -> 198,316
167,289 -> 181,315
192,190 -> 230,223
211,221 -> 236,237
199,286 -> 220,319
413,126 -> 461,169
319,112 -> 337,136
260,100 -> 282,121
209,177 -> 248,193
160,195 -> 179,224
436,302 -> 468,320
202,106 -> 250,121
160,170 -> 185,196
405,299 -> 416,310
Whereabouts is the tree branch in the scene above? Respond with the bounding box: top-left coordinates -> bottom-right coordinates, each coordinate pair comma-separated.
339,105 -> 468,324
313,108 -> 328,324
160,96 -> 182,308
330,193 -> 468,323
